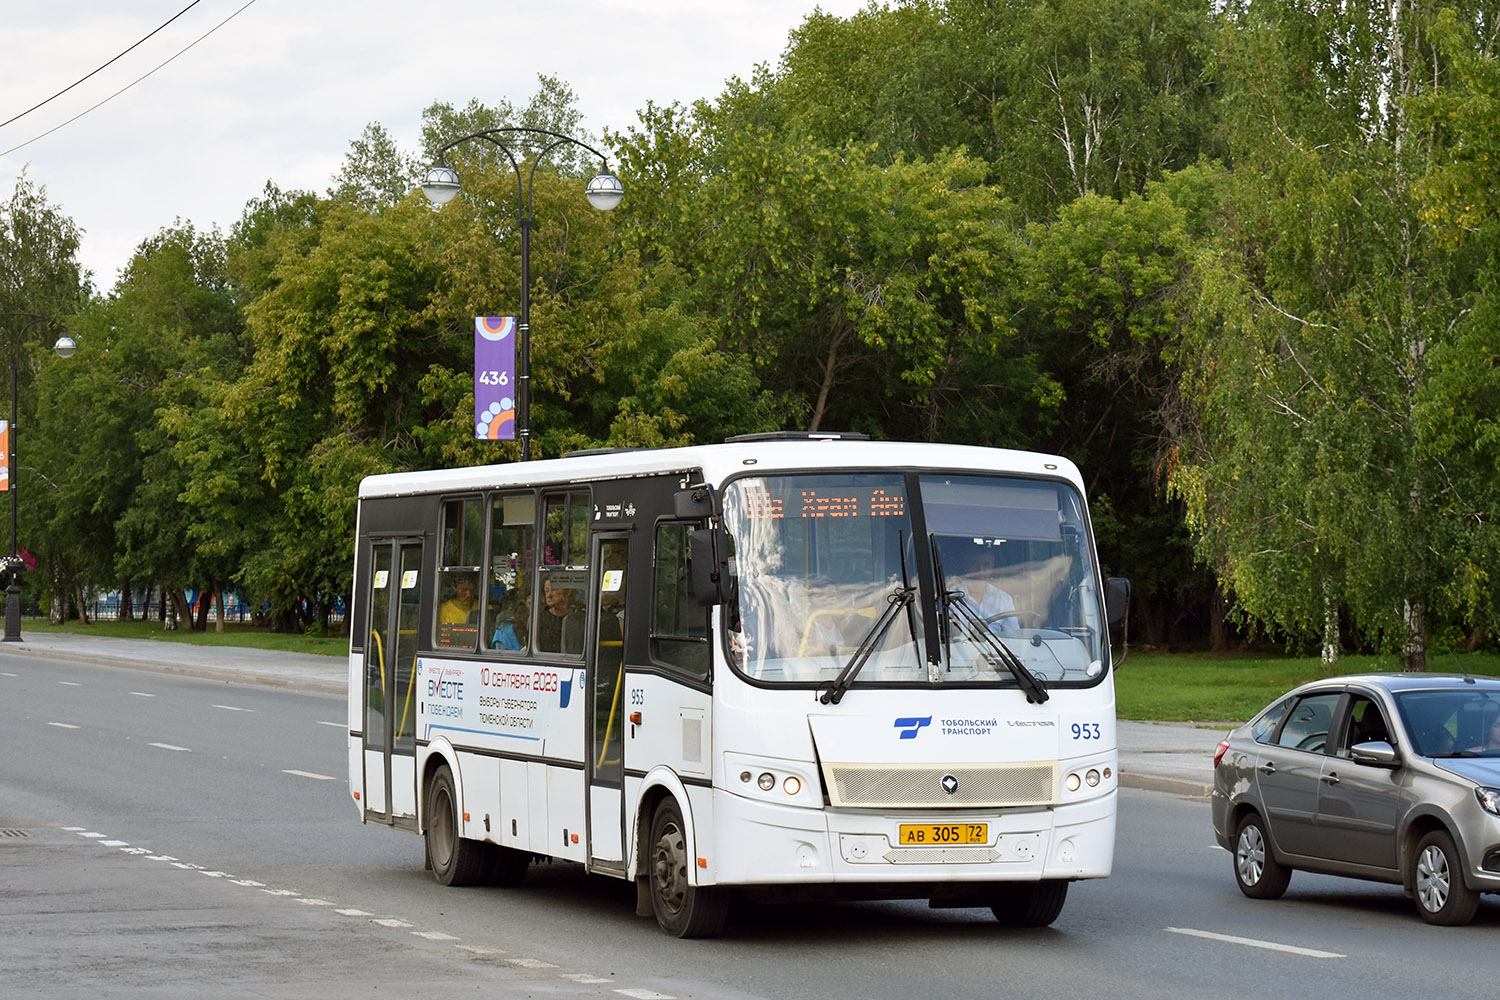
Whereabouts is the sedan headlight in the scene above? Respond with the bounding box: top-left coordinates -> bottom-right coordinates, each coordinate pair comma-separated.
1476,786 -> 1500,816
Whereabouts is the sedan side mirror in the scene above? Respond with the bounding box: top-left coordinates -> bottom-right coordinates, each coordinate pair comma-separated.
1349,740 -> 1400,767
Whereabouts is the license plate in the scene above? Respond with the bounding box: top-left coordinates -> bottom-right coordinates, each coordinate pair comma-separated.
897,823 -> 988,846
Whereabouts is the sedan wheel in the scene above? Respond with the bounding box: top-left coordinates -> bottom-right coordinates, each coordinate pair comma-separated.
1233,813 -> 1290,899
1413,830 -> 1480,926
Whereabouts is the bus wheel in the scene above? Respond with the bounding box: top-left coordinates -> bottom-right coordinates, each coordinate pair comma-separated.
426,764 -> 490,887
648,798 -> 729,938
989,881 -> 1067,927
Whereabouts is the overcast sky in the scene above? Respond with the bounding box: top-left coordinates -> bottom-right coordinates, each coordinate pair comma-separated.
2,0 -> 869,288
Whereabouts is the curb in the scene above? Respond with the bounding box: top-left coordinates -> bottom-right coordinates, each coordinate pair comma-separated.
1118,772 -> 1212,798
3,640 -> 345,696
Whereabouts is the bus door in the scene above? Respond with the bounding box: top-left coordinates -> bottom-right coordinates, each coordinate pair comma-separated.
362,537 -> 422,829
587,533 -> 629,868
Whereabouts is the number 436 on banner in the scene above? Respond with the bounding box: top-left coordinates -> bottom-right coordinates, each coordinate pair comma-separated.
474,317 -> 516,441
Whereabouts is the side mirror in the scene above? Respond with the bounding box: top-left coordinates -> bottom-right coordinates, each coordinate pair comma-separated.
1105,577 -> 1132,628
674,484 -> 720,520
689,528 -> 731,607
1349,740 -> 1400,767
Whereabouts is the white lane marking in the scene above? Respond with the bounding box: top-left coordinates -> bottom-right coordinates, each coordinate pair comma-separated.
129,691 -> 154,697
283,769 -> 337,781
213,704 -> 253,712
149,742 -> 191,752
48,722 -> 80,729
316,721 -> 345,728
1166,927 -> 1344,959
59,681 -> 82,687
68,822 -> 682,1000
1,671 -> 17,677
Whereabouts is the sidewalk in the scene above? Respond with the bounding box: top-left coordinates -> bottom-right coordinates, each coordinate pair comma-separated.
3,631 -> 1225,797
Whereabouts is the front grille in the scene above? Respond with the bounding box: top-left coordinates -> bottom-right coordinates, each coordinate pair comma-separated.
823,762 -> 1058,809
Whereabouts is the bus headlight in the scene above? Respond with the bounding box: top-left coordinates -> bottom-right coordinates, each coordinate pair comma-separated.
783,776 -> 802,796
1065,773 -> 1082,792
758,772 -> 776,791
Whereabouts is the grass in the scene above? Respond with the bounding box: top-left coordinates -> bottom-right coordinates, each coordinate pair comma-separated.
19,618 -> 1500,722
1113,649 -> 1500,723
18,618 -> 349,656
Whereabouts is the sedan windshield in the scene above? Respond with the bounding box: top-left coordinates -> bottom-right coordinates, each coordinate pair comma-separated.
722,471 -> 1107,689
1394,690 -> 1500,757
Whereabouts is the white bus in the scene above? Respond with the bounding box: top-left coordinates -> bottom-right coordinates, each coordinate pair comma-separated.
347,433 -> 1128,936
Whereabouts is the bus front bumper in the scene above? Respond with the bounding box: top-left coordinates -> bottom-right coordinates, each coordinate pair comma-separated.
707,789 -> 1116,886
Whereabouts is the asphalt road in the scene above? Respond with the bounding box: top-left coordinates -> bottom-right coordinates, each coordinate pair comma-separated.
2,647 -> 1496,999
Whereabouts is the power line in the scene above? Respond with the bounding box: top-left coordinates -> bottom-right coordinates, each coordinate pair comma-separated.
1,0 -> 261,159
0,1 -> 208,131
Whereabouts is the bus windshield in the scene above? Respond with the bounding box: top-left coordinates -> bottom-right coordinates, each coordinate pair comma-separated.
723,472 -> 1106,688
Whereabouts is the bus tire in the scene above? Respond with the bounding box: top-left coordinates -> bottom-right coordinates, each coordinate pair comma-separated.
426,764 -> 490,887
489,846 -> 530,887
648,798 -> 728,938
989,880 -> 1067,927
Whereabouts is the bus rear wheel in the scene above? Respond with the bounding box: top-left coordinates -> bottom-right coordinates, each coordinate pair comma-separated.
648,799 -> 728,938
989,880 -> 1068,927
426,764 -> 491,887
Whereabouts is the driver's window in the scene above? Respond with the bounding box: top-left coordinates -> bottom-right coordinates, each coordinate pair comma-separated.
1338,696 -> 1392,757
1276,693 -> 1341,753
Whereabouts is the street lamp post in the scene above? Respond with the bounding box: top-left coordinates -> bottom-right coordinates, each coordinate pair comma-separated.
420,127 -> 624,461
0,313 -> 76,642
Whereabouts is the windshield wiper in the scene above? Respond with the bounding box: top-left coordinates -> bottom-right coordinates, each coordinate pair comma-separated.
819,585 -> 916,705
944,583 -> 1050,705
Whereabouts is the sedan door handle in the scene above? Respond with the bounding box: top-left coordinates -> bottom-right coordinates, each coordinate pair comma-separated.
1258,761 -> 1276,774
1321,772 -> 1341,785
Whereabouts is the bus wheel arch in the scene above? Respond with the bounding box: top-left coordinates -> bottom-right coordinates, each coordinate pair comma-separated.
424,759 -> 492,887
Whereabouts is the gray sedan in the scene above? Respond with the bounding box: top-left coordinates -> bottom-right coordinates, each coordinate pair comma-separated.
1211,673 -> 1500,925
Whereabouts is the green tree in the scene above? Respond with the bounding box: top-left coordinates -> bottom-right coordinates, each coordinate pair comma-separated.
1172,0 -> 1486,667
1,174 -> 88,617
33,225 -> 243,627
772,0 -> 1219,218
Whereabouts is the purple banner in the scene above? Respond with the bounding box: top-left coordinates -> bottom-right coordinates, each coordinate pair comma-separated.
474,316 -> 517,440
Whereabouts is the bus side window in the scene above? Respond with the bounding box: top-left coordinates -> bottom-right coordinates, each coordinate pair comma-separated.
434,497 -> 483,650
652,522 -> 710,679
535,490 -> 590,656
483,492 -> 535,654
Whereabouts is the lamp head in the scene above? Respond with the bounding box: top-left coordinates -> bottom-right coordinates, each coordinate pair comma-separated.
421,163 -> 462,206
53,336 -> 76,359
585,171 -> 624,211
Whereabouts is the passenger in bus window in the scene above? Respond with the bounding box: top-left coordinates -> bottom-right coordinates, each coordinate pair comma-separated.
490,590 -> 527,651
959,546 -> 1015,631
440,577 -> 479,624
536,576 -> 582,653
